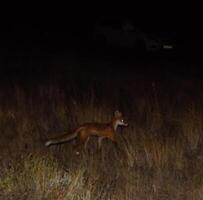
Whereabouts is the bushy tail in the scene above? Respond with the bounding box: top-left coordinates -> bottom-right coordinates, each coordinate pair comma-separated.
45,131 -> 78,147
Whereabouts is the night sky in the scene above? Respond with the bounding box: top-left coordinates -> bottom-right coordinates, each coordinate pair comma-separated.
1,13 -> 201,49
0,11 -> 202,78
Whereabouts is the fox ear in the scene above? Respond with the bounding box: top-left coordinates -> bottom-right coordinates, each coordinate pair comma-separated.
114,110 -> 122,117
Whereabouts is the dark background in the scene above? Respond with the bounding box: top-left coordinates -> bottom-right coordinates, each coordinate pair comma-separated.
0,10 -> 202,80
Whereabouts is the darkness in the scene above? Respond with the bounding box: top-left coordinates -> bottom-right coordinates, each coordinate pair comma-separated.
0,12 -> 203,80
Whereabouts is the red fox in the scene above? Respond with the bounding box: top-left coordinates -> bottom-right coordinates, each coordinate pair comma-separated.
45,111 -> 128,151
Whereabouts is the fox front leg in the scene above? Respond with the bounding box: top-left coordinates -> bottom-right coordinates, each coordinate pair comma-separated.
98,136 -> 106,149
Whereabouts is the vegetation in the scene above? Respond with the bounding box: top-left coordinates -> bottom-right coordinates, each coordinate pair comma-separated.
0,51 -> 203,199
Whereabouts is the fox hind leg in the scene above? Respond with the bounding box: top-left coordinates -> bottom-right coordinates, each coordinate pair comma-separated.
84,137 -> 90,152
74,132 -> 89,155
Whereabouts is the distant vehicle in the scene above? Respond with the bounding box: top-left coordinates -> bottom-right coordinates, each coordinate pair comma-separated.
93,18 -> 174,52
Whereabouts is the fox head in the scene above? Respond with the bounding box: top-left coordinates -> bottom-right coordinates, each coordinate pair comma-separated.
113,110 -> 128,130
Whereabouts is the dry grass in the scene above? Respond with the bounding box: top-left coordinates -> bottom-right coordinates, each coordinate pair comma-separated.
0,67 -> 203,199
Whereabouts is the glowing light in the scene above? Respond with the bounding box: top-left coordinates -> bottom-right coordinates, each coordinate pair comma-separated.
163,45 -> 173,49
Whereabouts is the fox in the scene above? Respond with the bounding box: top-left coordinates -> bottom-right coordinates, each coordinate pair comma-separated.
45,110 -> 128,151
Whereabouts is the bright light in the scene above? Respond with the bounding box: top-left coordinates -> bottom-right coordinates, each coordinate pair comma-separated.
163,45 -> 173,49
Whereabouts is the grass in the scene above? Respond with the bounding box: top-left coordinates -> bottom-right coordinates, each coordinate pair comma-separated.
0,52 -> 203,199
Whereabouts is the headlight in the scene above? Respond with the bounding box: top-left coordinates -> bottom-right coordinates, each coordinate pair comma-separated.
163,45 -> 173,49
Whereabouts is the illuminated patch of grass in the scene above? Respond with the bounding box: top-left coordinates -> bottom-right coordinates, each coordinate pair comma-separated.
0,154 -> 92,199
0,80 -> 203,199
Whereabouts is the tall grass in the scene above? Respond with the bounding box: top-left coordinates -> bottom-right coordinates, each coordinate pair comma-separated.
0,75 -> 203,199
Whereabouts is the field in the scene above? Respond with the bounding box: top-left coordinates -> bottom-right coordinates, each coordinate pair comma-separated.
0,48 -> 203,199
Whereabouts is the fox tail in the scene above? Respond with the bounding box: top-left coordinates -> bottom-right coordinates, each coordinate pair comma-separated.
45,131 -> 78,147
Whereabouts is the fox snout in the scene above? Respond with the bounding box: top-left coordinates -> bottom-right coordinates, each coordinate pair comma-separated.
122,121 -> 128,126
119,119 -> 128,126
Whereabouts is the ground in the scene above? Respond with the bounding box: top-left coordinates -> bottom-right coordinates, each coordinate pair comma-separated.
0,45 -> 203,199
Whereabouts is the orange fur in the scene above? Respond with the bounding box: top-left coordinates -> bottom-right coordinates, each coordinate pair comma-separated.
45,110 -> 128,151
